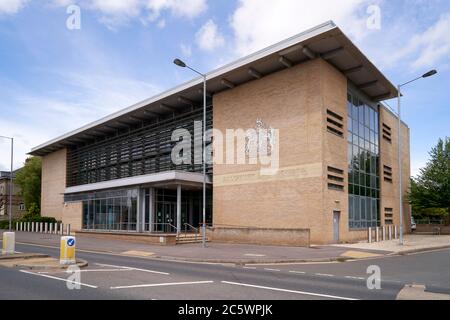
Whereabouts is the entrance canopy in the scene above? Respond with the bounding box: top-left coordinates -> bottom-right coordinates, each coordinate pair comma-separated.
65,170 -> 211,195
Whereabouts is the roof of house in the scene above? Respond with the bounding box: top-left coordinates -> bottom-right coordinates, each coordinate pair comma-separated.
30,21 -> 398,157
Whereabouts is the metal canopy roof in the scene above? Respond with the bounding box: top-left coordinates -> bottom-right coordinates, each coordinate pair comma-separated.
30,21 -> 398,157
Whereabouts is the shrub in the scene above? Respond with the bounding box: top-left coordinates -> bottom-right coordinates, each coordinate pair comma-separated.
0,219 -> 16,230
19,215 -> 58,224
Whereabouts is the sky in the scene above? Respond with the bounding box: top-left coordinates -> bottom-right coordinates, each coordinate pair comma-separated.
0,0 -> 449,177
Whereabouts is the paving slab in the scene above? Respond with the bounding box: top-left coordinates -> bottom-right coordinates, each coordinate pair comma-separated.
332,234 -> 450,255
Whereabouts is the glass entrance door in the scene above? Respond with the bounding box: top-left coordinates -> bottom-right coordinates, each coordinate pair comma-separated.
155,201 -> 177,233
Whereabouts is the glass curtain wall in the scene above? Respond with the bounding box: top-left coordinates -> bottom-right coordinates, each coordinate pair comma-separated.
81,189 -> 138,231
347,91 -> 380,229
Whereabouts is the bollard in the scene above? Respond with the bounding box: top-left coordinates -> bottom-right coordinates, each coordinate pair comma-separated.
15,222 -> 19,231
60,223 -> 64,235
31,222 -> 35,233
55,223 -> 59,235
382,226 -> 386,241
2,232 -> 15,255
60,236 -> 76,265
394,226 -> 398,240
368,227 -> 372,243
388,225 -> 392,240
66,224 -> 71,236
49,223 -> 53,234
44,223 -> 48,234
20,222 -> 23,232
40,222 -> 43,233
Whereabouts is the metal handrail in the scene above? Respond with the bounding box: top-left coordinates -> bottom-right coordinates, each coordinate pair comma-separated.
183,223 -> 200,241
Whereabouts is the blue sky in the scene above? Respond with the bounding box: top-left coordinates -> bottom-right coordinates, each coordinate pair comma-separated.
0,0 -> 449,176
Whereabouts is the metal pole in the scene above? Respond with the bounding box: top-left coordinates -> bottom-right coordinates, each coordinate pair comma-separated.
9,138 -> 14,231
398,86 -> 404,245
202,75 -> 207,248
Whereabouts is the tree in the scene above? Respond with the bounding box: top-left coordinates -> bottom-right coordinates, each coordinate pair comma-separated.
409,137 -> 450,223
15,157 -> 42,215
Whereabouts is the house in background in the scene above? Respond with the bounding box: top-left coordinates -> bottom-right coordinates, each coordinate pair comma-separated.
0,170 -> 26,220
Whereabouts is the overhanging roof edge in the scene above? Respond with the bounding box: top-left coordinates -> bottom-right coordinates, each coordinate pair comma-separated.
30,21 -> 337,155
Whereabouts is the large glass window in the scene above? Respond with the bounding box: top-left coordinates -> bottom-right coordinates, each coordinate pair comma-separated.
347,92 -> 380,229
80,188 -> 138,232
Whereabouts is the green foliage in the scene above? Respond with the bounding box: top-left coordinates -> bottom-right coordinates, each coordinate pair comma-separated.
0,219 -> 15,229
14,157 -> 42,214
27,203 -> 40,216
412,207 -> 447,219
19,214 -> 57,224
409,137 -> 450,220
0,216 -> 58,230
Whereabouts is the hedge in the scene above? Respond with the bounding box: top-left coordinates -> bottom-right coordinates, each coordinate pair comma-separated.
0,216 -> 59,230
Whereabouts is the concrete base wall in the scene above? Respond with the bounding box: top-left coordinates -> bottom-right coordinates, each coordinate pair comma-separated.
75,231 -> 177,246
416,225 -> 450,235
207,227 -> 310,247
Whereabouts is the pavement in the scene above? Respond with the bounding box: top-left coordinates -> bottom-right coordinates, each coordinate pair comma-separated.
1,231 -> 391,264
3,231 -> 450,264
332,234 -> 450,255
1,242 -> 450,300
0,252 -> 87,270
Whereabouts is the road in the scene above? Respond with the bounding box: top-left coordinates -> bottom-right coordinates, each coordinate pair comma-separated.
1,243 -> 450,300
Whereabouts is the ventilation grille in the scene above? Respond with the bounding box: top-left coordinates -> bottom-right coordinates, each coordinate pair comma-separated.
326,109 -> 344,138
382,123 -> 392,143
384,208 -> 393,225
327,166 -> 344,191
384,165 -> 393,183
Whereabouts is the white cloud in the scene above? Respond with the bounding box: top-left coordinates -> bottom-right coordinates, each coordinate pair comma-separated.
229,0 -> 370,56
146,0 -> 207,20
180,43 -> 192,57
0,73 -> 161,171
48,0 -> 207,28
0,0 -> 28,15
384,13 -> 450,70
196,19 -> 225,52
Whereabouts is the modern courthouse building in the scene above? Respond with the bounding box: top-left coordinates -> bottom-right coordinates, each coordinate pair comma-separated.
30,22 -> 411,245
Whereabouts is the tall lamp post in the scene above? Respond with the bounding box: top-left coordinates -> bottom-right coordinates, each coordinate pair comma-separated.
173,58 -> 208,248
397,69 -> 437,245
0,135 -> 14,231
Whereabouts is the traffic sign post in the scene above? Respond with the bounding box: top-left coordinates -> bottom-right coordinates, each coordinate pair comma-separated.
60,236 -> 76,265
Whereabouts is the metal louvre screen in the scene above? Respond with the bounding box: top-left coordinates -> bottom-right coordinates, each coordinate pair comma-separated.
66,106 -> 213,187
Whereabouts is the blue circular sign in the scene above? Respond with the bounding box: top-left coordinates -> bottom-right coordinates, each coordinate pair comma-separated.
67,238 -> 75,247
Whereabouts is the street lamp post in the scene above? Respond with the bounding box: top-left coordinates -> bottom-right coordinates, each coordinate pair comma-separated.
0,136 -> 14,231
173,58 -> 208,248
397,69 -> 437,245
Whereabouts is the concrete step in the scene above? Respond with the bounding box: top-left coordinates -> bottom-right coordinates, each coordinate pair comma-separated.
176,234 -> 209,244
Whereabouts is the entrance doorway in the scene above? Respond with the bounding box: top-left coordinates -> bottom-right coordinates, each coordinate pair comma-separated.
155,202 -> 177,233
333,211 -> 341,243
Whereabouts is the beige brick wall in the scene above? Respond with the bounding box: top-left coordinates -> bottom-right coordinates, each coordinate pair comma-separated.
62,201 -> 83,231
213,58 -> 411,245
41,148 -> 67,221
213,58 -> 338,244
379,108 -> 411,231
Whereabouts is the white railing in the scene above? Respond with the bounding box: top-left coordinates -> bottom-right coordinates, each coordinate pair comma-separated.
15,221 -> 71,236
367,225 -> 399,243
